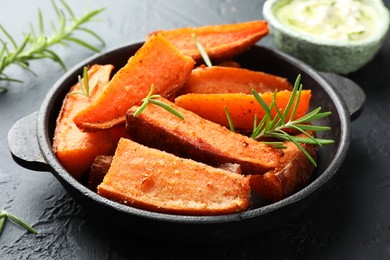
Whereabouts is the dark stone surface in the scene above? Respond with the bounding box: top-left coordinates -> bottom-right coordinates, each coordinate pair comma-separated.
1,0 -> 390,259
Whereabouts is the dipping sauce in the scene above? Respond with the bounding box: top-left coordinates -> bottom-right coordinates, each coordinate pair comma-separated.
274,0 -> 378,41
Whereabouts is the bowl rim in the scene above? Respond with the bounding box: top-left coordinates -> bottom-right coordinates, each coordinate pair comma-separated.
35,42 -> 351,225
263,0 -> 390,47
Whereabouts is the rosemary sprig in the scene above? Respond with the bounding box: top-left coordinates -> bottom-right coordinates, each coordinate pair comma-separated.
194,37 -> 334,166
0,210 -> 38,238
250,75 -> 334,166
0,0 -> 105,92
133,84 -> 184,120
224,106 -> 235,132
223,75 -> 334,166
70,66 -> 98,97
192,33 -> 212,67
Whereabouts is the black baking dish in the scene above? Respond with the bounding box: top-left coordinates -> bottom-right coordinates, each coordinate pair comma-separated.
8,42 -> 365,242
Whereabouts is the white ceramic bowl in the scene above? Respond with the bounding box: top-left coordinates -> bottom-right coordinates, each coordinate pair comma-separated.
263,0 -> 390,74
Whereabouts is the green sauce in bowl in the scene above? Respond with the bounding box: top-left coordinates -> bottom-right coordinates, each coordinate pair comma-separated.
264,0 -> 390,74
274,0 -> 378,42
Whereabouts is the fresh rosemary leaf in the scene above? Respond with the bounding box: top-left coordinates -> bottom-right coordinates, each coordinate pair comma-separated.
133,100 -> 150,117
133,84 -> 184,120
149,99 -> 185,120
251,114 -> 267,139
59,0 -> 75,18
0,215 -> 5,235
0,210 -> 38,237
288,135 -> 318,167
192,33 -> 212,67
252,89 -> 272,118
83,66 -> 90,95
70,66 -> 98,97
261,141 -> 287,149
38,9 -> 44,35
78,27 -> 105,46
64,36 -> 101,53
291,136 -> 334,145
293,123 -> 331,131
284,74 -> 302,122
240,75 -> 334,166
224,106 -> 235,132
3,211 -> 38,234
0,24 -> 17,49
44,49 -> 66,71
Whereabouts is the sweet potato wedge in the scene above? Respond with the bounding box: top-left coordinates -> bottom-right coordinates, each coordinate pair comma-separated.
148,20 -> 269,63
73,34 -> 195,131
98,138 -> 251,215
88,157 -> 242,192
174,90 -> 311,130
249,133 -> 317,202
126,97 -> 282,174
176,66 -> 292,96
53,65 -> 129,180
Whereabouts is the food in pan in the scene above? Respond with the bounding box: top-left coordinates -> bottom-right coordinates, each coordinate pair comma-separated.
176,65 -> 292,96
98,138 -> 251,215
52,64 -> 129,180
126,97 -> 282,174
73,35 -> 195,131
147,20 -> 269,63
174,90 -> 312,130
53,20 -> 333,215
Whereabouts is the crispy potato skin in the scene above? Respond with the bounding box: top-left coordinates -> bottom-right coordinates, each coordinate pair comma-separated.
88,155 -> 113,192
250,133 -> 317,202
148,20 -> 269,63
73,34 -> 195,131
176,66 -> 292,96
53,65 -> 129,180
98,138 -> 251,215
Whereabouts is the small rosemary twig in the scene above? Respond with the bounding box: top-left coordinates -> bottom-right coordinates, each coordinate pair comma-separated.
0,0 -> 105,92
0,210 -> 38,238
224,106 -> 235,132
251,75 -> 334,166
192,33 -> 212,67
70,66 -> 98,97
133,84 -> 184,120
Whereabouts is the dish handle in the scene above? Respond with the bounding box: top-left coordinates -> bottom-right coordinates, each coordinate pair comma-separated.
320,72 -> 366,121
7,111 -> 52,172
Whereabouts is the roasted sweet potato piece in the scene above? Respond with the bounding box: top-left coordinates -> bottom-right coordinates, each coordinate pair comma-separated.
148,20 -> 269,63
174,90 -> 311,130
126,97 -> 282,174
249,133 -> 317,202
88,155 -> 113,191
73,34 -> 195,131
176,66 -> 292,96
98,138 -> 251,215
53,65 -> 129,180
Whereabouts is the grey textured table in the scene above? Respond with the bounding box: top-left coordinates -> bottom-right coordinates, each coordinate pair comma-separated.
1,0 -> 390,259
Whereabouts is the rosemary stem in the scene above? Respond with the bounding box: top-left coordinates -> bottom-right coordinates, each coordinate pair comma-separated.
0,210 -> 38,236
0,1 -> 104,90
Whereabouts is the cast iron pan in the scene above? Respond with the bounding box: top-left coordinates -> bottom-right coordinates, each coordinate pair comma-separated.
8,43 -> 365,242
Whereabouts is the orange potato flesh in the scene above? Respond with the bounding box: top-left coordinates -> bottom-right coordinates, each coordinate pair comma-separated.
174,90 -> 311,130
98,138 -> 251,215
73,34 -> 195,131
126,97 -> 282,175
249,133 -> 317,202
177,66 -> 292,95
148,20 -> 269,63
53,65 -> 129,180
